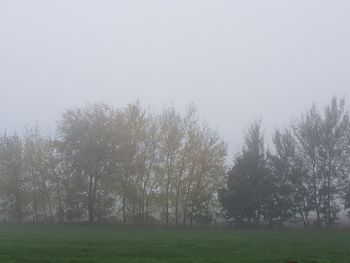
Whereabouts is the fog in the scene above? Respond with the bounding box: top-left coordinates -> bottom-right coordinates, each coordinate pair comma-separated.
1,0 -> 349,153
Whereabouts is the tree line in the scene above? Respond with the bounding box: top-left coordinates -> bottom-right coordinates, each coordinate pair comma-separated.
0,102 -> 227,225
1,96 -> 350,227
220,96 -> 350,228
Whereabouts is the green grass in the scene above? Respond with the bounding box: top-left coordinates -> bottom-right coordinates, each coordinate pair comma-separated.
0,225 -> 349,263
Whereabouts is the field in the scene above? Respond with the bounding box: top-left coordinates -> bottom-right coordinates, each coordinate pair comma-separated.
0,225 -> 349,263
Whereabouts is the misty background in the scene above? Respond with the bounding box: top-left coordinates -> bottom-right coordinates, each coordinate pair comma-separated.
1,0 -> 349,154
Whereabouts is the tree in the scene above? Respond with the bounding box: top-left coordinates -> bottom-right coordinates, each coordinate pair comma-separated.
291,97 -> 350,227
318,97 -> 350,227
268,129 -> 309,226
184,123 -> 227,226
159,106 -> 183,226
24,125 -> 57,222
115,102 -> 160,225
57,103 -> 116,224
220,120 -> 270,227
292,105 -> 323,226
0,134 -> 26,223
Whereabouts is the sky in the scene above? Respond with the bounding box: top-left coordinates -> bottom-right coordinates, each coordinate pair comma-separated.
0,0 -> 350,156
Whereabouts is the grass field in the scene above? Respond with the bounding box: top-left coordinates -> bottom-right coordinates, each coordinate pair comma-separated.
0,225 -> 349,263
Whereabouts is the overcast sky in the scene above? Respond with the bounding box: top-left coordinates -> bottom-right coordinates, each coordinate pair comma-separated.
1,0 -> 349,155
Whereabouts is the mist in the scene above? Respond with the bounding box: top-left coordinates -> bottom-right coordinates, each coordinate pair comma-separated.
1,0 -> 349,153
2,2 -> 350,262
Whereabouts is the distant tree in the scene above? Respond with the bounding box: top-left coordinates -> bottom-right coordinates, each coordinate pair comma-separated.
220,120 -> 270,227
292,104 -> 324,226
173,105 -> 197,226
0,134 -> 27,223
115,102 -> 145,224
57,103 -> 116,224
185,123 -> 227,226
47,137 -> 65,223
115,102 -> 160,225
291,97 -> 350,227
268,129 -> 309,226
159,106 -> 183,226
24,125 -> 57,222
318,97 -> 350,227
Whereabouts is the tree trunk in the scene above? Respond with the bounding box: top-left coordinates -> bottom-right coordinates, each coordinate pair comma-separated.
121,167 -> 129,225
132,199 -> 136,225
47,191 -> 53,222
88,174 -> 94,224
183,178 -> 192,227
312,162 -> 321,227
33,186 -> 39,223
52,166 -> 64,223
15,191 -> 23,223
122,194 -> 126,224
166,180 -> 169,226
327,156 -> 332,228
175,197 -> 179,226
175,154 -> 186,226
190,205 -> 194,226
